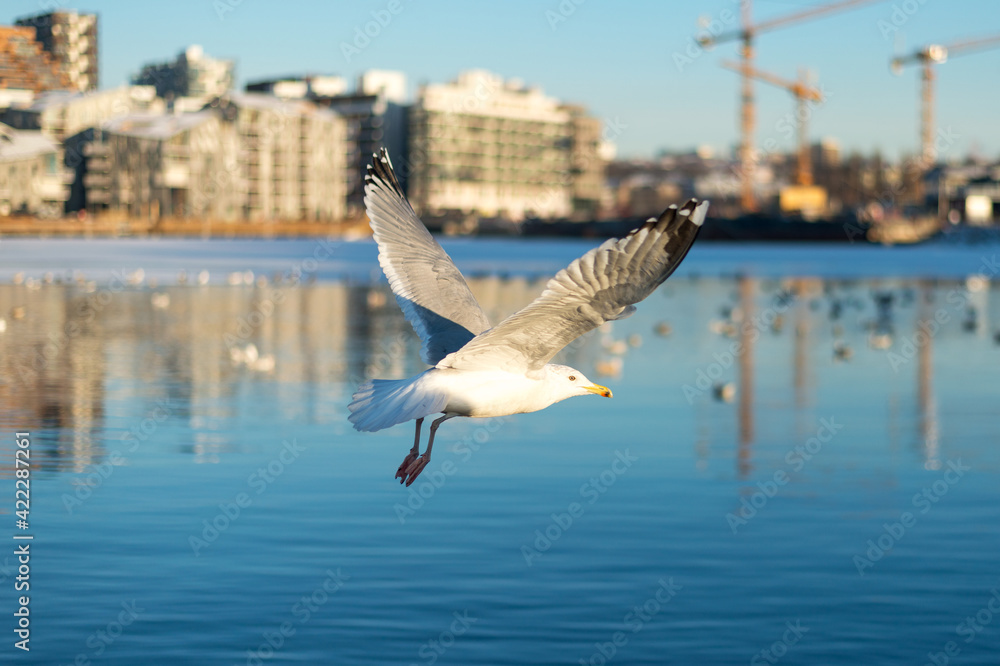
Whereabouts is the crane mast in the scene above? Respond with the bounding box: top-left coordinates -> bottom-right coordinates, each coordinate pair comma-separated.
721,60 -> 823,187
700,0 -> 881,211
892,35 -> 1000,166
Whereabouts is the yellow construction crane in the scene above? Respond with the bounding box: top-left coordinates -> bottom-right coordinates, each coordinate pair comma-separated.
700,0 -> 880,212
891,33 -> 1000,166
720,60 -> 823,187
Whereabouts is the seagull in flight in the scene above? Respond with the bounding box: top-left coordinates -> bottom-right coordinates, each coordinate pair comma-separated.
349,149 -> 708,486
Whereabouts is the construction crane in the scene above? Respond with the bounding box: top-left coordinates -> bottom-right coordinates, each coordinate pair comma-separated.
699,0 -> 880,211
720,60 -> 823,187
891,33 -> 1000,167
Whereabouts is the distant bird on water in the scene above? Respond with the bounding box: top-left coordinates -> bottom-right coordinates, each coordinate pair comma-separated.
349,149 -> 708,486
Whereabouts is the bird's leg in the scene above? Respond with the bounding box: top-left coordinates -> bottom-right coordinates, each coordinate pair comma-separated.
395,418 -> 423,483
402,414 -> 455,487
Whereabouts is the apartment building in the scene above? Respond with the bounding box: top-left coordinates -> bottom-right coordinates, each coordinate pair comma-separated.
84,111 -> 243,219
1,86 -> 162,211
0,121 -> 71,217
133,45 -> 235,103
562,104 -> 606,220
324,94 -> 407,215
357,70 -> 406,104
2,86 -> 161,142
0,25 -> 71,105
407,70 -> 576,221
14,10 -> 98,92
220,93 -> 347,221
84,94 -> 348,221
245,74 -> 347,100
246,70 -> 407,215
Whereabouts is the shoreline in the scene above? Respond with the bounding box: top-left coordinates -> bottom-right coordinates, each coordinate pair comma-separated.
0,215 -> 374,239
0,214 -> 947,244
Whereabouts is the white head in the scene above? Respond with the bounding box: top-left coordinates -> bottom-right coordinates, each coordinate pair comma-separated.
545,364 -> 613,402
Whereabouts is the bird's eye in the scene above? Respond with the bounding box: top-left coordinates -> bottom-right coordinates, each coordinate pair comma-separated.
568,375 -> 577,381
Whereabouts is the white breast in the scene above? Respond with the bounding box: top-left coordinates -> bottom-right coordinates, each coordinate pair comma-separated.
419,367 -> 562,418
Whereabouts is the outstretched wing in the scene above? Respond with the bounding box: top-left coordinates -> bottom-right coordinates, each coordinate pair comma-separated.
438,200 -> 709,373
364,149 -> 491,365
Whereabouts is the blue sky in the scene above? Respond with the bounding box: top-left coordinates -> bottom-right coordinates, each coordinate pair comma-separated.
8,0 -> 1000,160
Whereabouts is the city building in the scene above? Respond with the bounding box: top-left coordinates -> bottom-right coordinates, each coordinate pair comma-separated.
809,137 -> 842,190
83,94 -> 349,222
84,111 -> 242,219
133,45 -> 235,103
0,25 -> 71,105
245,75 -> 347,100
216,93 -> 348,221
962,178 -> 1000,225
407,70 -> 583,221
562,104 -> 606,220
357,70 -> 406,103
245,70 -> 408,216
323,92 -> 407,215
928,163 -> 1000,225
0,121 -> 72,217
14,10 -> 98,92
2,86 -> 161,142
2,86 -> 162,211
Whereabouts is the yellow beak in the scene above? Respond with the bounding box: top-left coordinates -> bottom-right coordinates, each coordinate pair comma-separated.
585,384 -> 613,398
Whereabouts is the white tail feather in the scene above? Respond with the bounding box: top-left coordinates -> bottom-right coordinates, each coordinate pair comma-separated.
348,376 -> 447,432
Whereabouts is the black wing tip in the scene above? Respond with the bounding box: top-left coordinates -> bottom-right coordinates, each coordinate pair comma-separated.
629,199 -> 708,238
682,199 -> 709,227
365,148 -> 404,197
659,199 -> 707,229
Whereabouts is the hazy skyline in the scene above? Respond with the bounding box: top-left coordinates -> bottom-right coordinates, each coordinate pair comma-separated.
8,0 -> 1000,160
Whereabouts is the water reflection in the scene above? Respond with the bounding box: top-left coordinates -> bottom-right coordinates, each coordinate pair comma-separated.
918,281 -> 940,470
737,276 -> 755,477
0,272 -> 996,478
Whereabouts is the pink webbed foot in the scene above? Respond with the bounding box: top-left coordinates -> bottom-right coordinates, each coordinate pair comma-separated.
395,449 -> 419,484
401,454 -> 430,487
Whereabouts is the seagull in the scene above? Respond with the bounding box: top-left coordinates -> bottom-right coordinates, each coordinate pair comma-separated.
349,149 -> 708,486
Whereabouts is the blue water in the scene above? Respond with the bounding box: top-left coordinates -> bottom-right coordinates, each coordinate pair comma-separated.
0,238 -> 999,665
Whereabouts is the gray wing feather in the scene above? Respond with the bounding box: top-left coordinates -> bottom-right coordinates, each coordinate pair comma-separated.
364,149 -> 491,365
438,199 -> 709,373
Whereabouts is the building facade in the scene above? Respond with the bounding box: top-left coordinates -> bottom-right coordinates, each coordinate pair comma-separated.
407,70 -> 581,221
245,75 -> 347,100
323,92 -> 407,216
14,10 -> 98,92
929,163 -> 1000,226
357,70 -> 406,104
133,45 -> 235,103
219,93 -> 347,221
245,71 -> 408,216
84,112 -> 244,219
2,86 -> 163,212
562,104 -> 606,220
0,25 -> 71,101
84,94 -> 348,222
2,86 -> 161,142
0,122 -> 71,217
